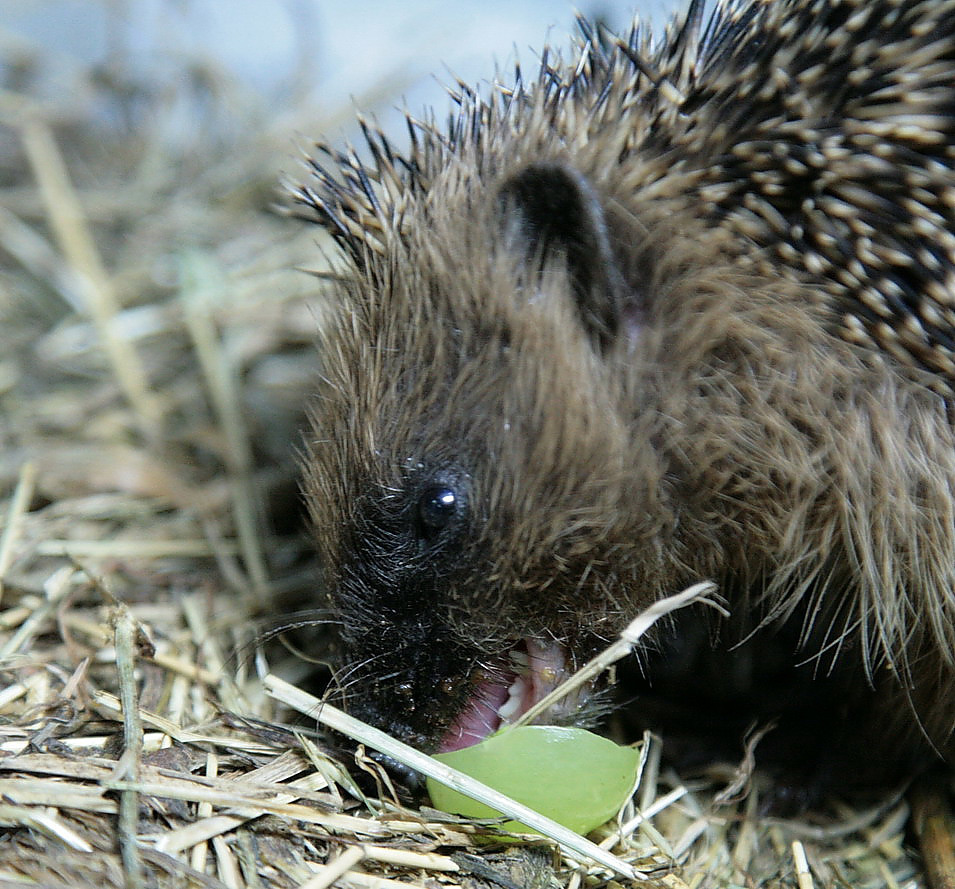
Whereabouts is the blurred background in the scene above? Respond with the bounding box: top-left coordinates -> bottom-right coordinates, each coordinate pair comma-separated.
1,0 -> 679,149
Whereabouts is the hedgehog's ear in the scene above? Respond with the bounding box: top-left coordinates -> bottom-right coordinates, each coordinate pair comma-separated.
497,163 -> 626,349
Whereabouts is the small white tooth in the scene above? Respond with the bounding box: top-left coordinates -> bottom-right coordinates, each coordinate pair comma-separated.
496,696 -> 520,721
496,676 -> 527,722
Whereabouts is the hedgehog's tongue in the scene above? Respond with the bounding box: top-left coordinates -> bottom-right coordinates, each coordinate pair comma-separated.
437,640 -> 572,753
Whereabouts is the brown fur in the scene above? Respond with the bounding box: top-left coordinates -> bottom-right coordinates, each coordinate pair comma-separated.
299,0 -> 955,785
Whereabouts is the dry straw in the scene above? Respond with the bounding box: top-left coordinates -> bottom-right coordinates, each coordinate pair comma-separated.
0,4 -> 932,887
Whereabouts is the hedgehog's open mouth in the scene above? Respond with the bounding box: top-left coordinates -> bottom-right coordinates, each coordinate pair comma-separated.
437,639 -> 587,752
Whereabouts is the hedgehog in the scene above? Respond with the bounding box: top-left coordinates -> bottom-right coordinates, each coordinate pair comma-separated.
295,0 -> 955,795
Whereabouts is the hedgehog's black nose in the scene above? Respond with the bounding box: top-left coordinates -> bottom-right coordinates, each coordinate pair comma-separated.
368,750 -> 424,792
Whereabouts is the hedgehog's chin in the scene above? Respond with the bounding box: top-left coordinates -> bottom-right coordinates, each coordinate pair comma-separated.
437,639 -> 585,752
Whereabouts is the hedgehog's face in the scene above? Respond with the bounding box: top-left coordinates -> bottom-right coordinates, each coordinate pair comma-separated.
319,458 -> 497,752
304,163 -> 669,752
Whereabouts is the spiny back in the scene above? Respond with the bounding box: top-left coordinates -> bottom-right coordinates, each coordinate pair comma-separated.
297,0 -> 955,389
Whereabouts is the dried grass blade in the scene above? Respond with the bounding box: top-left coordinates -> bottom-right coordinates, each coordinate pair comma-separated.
0,461 -> 36,606
179,251 -> 269,600
514,581 -> 719,729
19,118 -> 160,433
263,674 -> 641,881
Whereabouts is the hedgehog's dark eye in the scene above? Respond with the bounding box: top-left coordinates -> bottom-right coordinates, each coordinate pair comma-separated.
406,469 -> 470,551
416,486 -> 459,541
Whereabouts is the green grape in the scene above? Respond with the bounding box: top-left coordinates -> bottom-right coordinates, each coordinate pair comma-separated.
427,726 -> 639,835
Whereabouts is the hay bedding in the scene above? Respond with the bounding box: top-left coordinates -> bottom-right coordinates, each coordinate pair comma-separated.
0,6 -> 931,887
